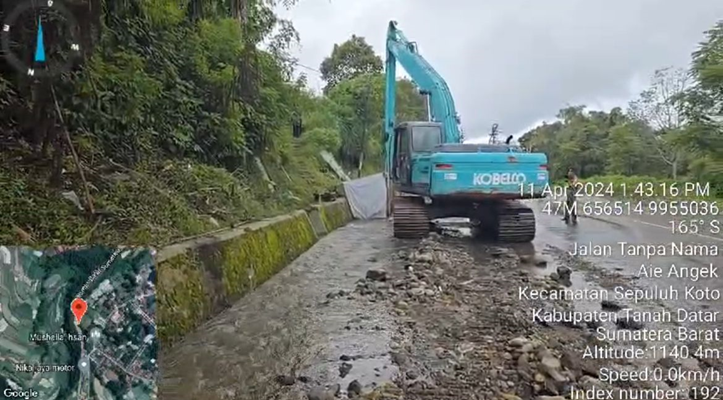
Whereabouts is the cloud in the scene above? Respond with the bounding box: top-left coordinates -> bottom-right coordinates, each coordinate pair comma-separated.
276,0 -> 723,141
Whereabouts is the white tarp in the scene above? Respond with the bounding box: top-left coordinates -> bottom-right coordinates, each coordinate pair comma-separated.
343,173 -> 387,219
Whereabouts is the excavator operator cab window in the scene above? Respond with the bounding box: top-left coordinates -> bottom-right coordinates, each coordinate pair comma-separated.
412,126 -> 442,153
397,127 -> 411,155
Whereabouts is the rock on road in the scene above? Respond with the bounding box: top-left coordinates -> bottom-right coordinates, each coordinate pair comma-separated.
158,199 -> 723,400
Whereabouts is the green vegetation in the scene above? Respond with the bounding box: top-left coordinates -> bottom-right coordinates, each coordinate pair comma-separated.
155,209 -> 344,345
155,251 -> 209,343
318,199 -> 353,232
520,21 -> 723,200
0,0 -> 425,247
220,211 -> 316,297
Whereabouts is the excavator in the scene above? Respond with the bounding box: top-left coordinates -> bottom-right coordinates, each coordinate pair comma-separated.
383,21 -> 549,242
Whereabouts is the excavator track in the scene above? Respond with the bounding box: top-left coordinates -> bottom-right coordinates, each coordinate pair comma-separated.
392,196 -> 431,239
496,201 -> 536,242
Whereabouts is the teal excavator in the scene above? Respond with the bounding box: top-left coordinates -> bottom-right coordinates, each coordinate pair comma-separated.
383,21 -> 550,242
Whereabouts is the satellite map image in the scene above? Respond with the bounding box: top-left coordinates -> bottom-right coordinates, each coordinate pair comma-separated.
0,246 -> 158,399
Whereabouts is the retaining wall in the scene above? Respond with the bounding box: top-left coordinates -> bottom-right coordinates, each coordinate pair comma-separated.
155,198 -> 354,346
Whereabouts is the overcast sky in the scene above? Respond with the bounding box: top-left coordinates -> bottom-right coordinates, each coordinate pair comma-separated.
276,1 -> 723,142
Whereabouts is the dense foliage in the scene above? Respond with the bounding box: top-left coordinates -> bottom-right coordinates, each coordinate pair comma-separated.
4,2 -> 718,245
519,20 -> 723,197
0,0 -> 424,245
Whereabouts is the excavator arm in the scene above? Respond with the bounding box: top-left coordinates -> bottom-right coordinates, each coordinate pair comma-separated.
384,20 -> 461,174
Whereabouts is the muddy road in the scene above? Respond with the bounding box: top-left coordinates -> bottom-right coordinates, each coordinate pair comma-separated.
159,199 -> 722,400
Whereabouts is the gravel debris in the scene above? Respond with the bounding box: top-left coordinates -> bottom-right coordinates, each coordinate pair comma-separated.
300,234 -> 723,400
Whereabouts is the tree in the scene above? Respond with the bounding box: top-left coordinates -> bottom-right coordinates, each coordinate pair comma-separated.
395,79 -> 428,122
0,0 -> 373,245
518,105 -> 668,180
681,21 -> 723,121
328,74 -> 381,175
319,35 -> 383,93
325,71 -> 427,175
605,123 -> 645,175
475,21 -> 723,194
316,35 -> 426,175
675,21 -> 723,194
627,67 -> 690,178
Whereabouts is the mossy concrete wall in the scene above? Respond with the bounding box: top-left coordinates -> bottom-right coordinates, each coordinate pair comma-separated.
307,208 -> 328,237
316,198 -> 353,232
156,199 -> 353,346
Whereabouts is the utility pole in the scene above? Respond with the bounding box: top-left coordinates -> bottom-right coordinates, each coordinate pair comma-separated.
489,123 -> 500,144
357,85 -> 371,177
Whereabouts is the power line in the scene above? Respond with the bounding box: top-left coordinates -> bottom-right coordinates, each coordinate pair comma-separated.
295,63 -> 321,74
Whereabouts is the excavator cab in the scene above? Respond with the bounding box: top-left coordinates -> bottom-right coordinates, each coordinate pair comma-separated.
391,122 -> 442,191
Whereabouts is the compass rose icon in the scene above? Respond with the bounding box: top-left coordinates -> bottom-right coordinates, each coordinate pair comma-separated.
1,0 -> 82,78
35,17 -> 47,63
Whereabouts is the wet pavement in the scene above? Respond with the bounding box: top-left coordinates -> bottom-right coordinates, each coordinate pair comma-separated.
158,199 -> 722,399
158,221 -> 403,400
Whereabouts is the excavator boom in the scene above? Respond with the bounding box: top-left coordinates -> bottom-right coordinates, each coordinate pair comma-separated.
384,21 -> 462,174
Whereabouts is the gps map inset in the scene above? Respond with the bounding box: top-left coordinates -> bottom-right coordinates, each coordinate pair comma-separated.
0,246 -> 158,400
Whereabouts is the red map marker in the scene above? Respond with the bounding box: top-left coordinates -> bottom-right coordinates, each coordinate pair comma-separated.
71,298 -> 88,325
